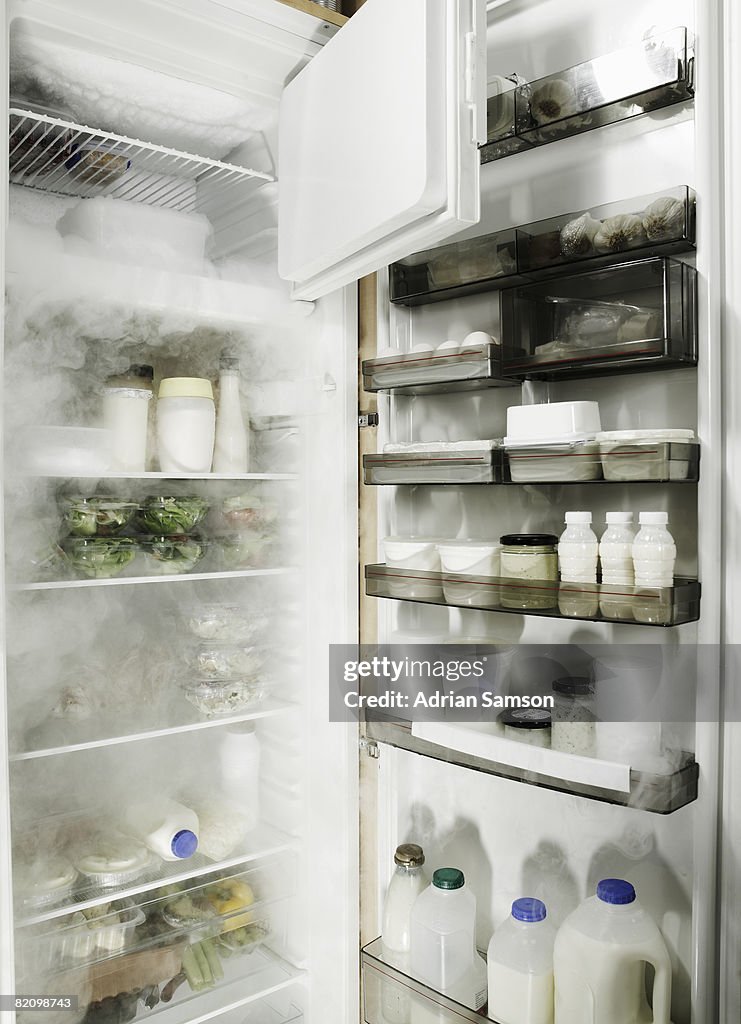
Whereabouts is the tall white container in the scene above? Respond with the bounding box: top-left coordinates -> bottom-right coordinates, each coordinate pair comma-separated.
381,844 -> 429,1024
632,512 -> 676,586
102,364 -> 153,473
487,898 -> 555,1024
123,798 -> 199,862
213,354 -> 250,474
410,867 -> 487,1010
553,879 -> 671,1024
599,512 -> 636,582
558,512 -> 598,583
219,723 -> 261,831
156,377 -> 215,474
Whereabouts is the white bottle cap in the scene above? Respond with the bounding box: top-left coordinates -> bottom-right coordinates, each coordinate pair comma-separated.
605,512 -> 634,524
565,511 -> 592,524
639,511 -> 669,525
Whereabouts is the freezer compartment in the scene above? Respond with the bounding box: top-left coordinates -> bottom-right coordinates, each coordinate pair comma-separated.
365,720 -> 700,815
500,257 -> 697,379
363,449 -> 504,486
388,229 -> 521,306
364,565 -> 701,626
361,344 -> 516,394
480,27 -> 694,163
362,937 -> 484,1024
516,186 -> 696,276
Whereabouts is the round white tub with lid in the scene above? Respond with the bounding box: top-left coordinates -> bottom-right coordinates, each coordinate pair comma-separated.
438,541 -> 501,607
383,537 -> 442,601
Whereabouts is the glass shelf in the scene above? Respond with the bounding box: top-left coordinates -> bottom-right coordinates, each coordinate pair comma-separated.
481,26 -> 694,163
364,564 -> 701,626
364,720 -> 700,814
500,256 -> 697,380
13,568 -> 291,592
516,186 -> 696,277
361,344 -> 516,394
364,441 -> 700,485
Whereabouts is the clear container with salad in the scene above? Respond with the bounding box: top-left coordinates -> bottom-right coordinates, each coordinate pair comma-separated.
61,536 -> 137,579
182,675 -> 269,716
137,534 -> 207,575
60,495 -> 139,537
137,496 -> 209,536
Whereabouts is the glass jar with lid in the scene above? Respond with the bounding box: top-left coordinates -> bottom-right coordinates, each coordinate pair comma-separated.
551,676 -> 596,756
499,533 -> 558,609
499,708 -> 552,747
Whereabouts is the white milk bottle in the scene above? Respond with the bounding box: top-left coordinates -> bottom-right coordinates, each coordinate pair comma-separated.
102,364 -> 154,473
558,512 -> 598,617
599,512 -> 636,620
213,352 -> 249,474
410,867 -> 487,1011
487,898 -> 555,1024
553,878 -> 671,1024
632,513 -> 677,624
381,844 -> 429,1024
123,798 -> 199,862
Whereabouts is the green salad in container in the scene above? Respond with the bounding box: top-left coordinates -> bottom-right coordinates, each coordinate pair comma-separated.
61,496 -> 139,537
138,496 -> 209,536
139,534 -> 206,575
62,537 -> 137,579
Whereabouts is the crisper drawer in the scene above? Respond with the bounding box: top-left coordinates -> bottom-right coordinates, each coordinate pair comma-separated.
364,449 -> 504,486
361,344 -> 515,394
362,938 -> 485,1024
499,256 -> 697,379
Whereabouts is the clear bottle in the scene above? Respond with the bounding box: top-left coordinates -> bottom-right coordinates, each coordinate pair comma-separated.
487,897 -> 556,1024
123,798 -> 199,862
381,845 -> 429,1024
219,723 -> 261,832
632,512 -> 676,586
102,364 -> 153,473
553,879 -> 671,1024
410,867 -> 487,1010
599,512 -> 637,620
558,512 -> 598,583
213,353 -> 249,474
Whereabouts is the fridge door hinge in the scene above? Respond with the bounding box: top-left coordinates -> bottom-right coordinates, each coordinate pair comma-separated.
359,737 -> 380,758
358,412 -> 379,428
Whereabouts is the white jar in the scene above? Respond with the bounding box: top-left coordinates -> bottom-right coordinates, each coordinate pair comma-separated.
558,512 -> 598,583
103,365 -> 153,473
487,898 -> 555,1024
157,377 -> 215,474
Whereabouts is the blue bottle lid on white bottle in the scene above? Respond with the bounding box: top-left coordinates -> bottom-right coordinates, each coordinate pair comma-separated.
511,897 -> 547,922
171,829 -> 198,858
597,878 -> 636,905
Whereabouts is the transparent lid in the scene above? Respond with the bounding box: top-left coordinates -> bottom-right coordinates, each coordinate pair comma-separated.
394,843 -> 425,867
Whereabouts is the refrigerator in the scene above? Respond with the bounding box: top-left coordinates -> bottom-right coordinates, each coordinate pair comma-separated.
0,0 -> 737,1023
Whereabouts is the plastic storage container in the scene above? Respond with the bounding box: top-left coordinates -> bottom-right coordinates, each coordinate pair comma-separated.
61,536 -> 137,579
73,834 -> 153,889
137,496 -> 210,535
383,538 -> 443,601
504,402 -> 601,444
157,377 -> 216,474
504,403 -> 602,482
499,709 -> 552,747
597,429 -> 696,480
137,534 -> 207,575
506,441 -> 602,483
123,798 -> 199,862
438,542 -> 501,607
184,603 -> 265,643
487,897 -> 556,1024
182,675 -> 269,716
16,856 -> 77,910
102,364 -> 153,474
553,879 -> 672,1024
499,535 -> 559,609
60,496 -> 139,537
185,643 -> 264,680
410,867 -> 487,1010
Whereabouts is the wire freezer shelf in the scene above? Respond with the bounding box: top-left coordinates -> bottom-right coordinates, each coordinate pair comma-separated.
9,109 -> 274,212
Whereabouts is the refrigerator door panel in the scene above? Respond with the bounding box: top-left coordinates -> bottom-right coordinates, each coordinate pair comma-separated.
278,0 -> 486,300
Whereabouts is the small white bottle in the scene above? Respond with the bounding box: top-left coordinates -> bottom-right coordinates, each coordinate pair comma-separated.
632,512 -> 676,586
558,512 -> 598,582
410,867 -> 487,1010
599,512 -> 636,583
157,377 -> 215,474
123,798 -> 199,862
382,844 -> 429,1024
213,353 -> 249,474
219,724 -> 260,831
487,898 -> 555,1024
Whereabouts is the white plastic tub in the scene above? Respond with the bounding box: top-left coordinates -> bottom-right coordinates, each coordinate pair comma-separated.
383,538 -> 442,600
596,429 -> 695,480
438,542 -> 501,607
505,440 -> 602,482
504,401 -> 601,444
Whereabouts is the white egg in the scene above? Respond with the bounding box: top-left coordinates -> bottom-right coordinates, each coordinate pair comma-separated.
436,339 -> 461,352
461,331 -> 496,348
410,341 -> 435,353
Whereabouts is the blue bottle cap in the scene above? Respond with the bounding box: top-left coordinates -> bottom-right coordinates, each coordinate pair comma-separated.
511,897 -> 547,923
597,878 -> 636,905
171,829 -> 198,859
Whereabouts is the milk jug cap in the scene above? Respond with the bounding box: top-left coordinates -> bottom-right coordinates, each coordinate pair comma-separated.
597,878 -> 636,905
433,867 -> 464,890
638,511 -> 668,526
394,843 -> 425,867
565,511 -> 592,524
512,897 -> 547,922
605,511 -> 633,524
171,829 -> 198,859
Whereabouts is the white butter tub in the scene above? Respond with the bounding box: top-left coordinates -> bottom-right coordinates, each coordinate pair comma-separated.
383,538 -> 443,600
438,541 -> 501,606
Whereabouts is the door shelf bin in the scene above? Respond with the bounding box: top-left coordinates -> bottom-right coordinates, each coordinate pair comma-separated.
365,720 -> 700,814
363,449 -> 503,486
481,26 -> 694,163
361,344 -> 516,394
516,186 -> 696,277
389,229 -> 521,306
500,256 -> 697,380
362,938 -> 485,1024
505,440 -> 700,483
364,564 -> 701,626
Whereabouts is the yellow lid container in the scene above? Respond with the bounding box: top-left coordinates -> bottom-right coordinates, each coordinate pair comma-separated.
158,377 -> 214,400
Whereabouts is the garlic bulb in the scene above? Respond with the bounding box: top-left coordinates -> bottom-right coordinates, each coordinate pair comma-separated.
593,214 -> 647,254
530,79 -> 578,125
642,196 -> 686,240
617,310 -> 662,343
560,212 -> 602,258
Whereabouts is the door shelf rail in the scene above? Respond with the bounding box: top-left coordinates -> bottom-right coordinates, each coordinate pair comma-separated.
363,442 -> 700,486
364,564 -> 701,627
364,720 -> 699,815
9,108 -> 273,211
481,27 -> 694,164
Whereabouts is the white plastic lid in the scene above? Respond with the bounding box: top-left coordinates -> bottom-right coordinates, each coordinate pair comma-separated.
639,511 -> 669,525
565,511 -> 592,524
159,377 -> 214,400
596,428 -> 694,442
605,512 -> 634,524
